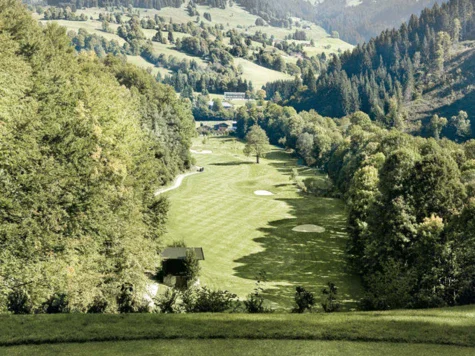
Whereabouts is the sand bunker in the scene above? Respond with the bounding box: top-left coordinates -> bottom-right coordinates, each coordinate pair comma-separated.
190,149 -> 212,154
292,225 -> 326,233
254,190 -> 274,196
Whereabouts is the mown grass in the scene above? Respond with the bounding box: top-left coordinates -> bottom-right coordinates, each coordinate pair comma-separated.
0,306 -> 474,348
163,137 -> 355,309
234,58 -> 293,89
3,339 -> 474,355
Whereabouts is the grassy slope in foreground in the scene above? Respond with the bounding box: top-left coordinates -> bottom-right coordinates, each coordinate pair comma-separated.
3,340 -> 474,356
163,137 -> 362,309
0,306 -> 474,347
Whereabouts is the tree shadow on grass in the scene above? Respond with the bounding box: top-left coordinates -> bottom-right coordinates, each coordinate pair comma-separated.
212,136 -> 238,143
210,162 -> 254,166
274,183 -> 293,188
233,196 -> 363,310
233,149 -> 363,310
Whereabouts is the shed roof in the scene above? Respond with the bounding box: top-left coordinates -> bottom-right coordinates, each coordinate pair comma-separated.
161,247 -> 205,261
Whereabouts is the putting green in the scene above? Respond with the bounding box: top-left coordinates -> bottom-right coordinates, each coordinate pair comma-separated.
163,137 -> 363,309
293,225 -> 326,233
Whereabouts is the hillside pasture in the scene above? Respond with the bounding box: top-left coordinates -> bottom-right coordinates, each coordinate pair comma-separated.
235,58 -> 294,89
71,4 -> 352,55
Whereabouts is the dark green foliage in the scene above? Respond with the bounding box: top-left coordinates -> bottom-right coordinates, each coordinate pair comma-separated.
156,289 -> 179,314
0,0 -> 194,313
181,287 -> 238,313
117,285 -> 139,314
243,125 -> 270,163
287,0 -> 475,139
238,0 -> 316,28
237,102 -> 475,310
316,0 -> 442,44
293,286 -> 316,313
7,290 -> 32,315
184,250 -> 201,283
244,294 -> 265,313
43,6 -> 87,21
44,294 -> 70,314
244,271 -> 272,313
47,0 -> 186,11
321,283 -> 340,313
87,297 -> 109,314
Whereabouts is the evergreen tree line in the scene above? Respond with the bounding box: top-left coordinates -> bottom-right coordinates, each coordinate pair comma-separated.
43,5 -> 87,20
281,0 -> 475,140
264,55 -> 328,101
315,0 -> 441,44
236,0 -> 316,28
68,24 -> 252,95
70,28 -> 128,57
235,102 -> 475,310
0,0 -> 195,314
162,65 -> 252,95
47,0 -> 185,10
194,0 -> 228,9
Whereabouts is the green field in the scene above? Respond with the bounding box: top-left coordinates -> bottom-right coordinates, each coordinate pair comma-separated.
1,306 -> 474,354
3,340 -> 473,355
235,58 -> 293,89
162,137 -> 362,309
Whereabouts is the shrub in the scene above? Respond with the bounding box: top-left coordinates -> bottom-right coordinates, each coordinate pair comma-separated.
244,293 -> 266,313
244,271 -> 273,313
87,296 -> 109,314
321,282 -> 340,312
7,290 -> 32,314
156,288 -> 179,314
184,250 -> 201,284
44,293 -> 70,314
182,287 -> 238,313
117,284 -> 138,313
292,286 -> 315,313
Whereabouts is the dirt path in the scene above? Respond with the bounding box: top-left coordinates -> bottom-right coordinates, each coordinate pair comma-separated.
154,170 -> 200,196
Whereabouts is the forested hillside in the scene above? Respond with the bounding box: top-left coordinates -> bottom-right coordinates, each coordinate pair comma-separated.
236,104 -> 475,310
0,0 -> 195,313
281,0 -> 475,141
315,0 -> 443,44
45,0 -> 317,27
46,0 -> 186,10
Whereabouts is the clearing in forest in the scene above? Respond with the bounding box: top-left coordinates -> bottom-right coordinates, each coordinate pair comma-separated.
163,137 -> 363,309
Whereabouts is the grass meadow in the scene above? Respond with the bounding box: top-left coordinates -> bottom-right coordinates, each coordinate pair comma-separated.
4,340 -> 473,355
163,137 -> 363,310
1,306 -> 474,354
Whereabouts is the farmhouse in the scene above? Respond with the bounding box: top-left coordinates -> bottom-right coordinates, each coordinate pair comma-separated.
224,92 -> 246,100
214,122 -> 231,131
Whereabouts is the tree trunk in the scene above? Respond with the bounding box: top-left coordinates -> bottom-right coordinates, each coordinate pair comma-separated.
256,155 -> 260,164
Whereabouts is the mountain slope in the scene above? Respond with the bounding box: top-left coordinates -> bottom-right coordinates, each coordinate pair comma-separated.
284,0 -> 475,140
315,0 -> 444,44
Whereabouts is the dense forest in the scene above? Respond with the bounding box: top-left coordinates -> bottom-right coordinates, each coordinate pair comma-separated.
236,103 -> 475,310
315,0 -> 442,44
274,0 -> 475,141
46,0 -> 185,10
0,0 -> 195,313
